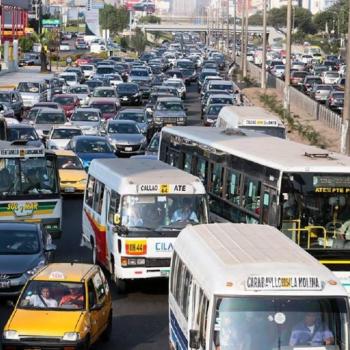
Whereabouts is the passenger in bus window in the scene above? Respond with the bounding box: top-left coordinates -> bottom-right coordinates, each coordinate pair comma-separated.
171,198 -> 199,223
289,312 -> 334,346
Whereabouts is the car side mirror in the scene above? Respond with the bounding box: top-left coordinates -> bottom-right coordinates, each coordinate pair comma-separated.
189,329 -> 200,349
114,213 -> 121,225
90,303 -> 103,311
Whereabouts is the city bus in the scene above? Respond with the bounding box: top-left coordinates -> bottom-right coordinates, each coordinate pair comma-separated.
169,223 -> 349,350
0,141 -> 62,237
159,126 -> 350,273
216,106 -> 286,139
81,158 -> 208,292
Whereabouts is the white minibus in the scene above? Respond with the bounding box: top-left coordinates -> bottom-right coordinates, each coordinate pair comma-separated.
216,105 -> 286,138
82,158 -> 208,292
169,223 -> 350,350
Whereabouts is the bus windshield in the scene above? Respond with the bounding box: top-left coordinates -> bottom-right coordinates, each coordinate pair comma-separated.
281,173 -> 350,249
121,194 -> 207,235
0,156 -> 59,196
213,296 -> 348,350
241,125 -> 286,139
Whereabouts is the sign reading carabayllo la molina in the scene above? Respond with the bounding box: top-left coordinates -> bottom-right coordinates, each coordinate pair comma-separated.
245,276 -> 323,291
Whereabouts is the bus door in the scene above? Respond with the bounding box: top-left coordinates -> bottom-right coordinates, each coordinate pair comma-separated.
261,186 -> 279,226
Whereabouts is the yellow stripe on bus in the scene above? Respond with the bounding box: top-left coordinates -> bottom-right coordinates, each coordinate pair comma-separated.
320,260 -> 350,264
0,209 -> 53,217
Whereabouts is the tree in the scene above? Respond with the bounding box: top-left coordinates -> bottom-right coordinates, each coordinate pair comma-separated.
99,5 -> 129,34
268,7 -> 287,28
248,11 -> 263,26
139,15 -> 161,24
32,31 -> 57,73
130,28 -> 147,55
19,35 -> 36,52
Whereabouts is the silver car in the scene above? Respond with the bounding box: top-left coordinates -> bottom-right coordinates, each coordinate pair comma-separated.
153,96 -> 187,128
33,107 -> 67,138
17,81 -> 48,109
67,84 -> 91,106
70,108 -> 102,135
105,119 -> 147,156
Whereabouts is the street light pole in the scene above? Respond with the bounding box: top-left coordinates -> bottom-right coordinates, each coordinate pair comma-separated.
232,0 -> 236,63
242,0 -> 248,78
283,0 -> 292,112
261,0 -> 267,89
226,0 -> 230,54
340,8 -> 350,155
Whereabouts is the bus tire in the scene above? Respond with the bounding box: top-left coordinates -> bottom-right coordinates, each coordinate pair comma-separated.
115,277 -> 127,294
90,238 -> 96,265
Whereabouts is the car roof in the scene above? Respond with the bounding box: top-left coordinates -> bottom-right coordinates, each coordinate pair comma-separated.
51,125 -> 81,130
108,119 -> 137,124
74,108 -> 100,113
119,108 -> 145,113
34,263 -> 96,282
38,107 -> 65,113
94,86 -> 115,90
7,123 -> 35,129
73,135 -> 107,141
89,98 -> 116,103
157,96 -> 182,102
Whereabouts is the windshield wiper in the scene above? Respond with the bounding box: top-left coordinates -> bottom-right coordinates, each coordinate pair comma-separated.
127,225 -> 154,231
155,225 -> 180,231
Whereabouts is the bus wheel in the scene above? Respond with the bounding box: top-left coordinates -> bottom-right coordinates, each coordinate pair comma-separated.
115,277 -> 127,294
90,238 -> 96,264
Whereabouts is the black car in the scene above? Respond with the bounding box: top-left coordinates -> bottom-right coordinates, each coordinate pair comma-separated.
0,222 -> 55,296
86,79 -> 104,92
116,83 -> 142,106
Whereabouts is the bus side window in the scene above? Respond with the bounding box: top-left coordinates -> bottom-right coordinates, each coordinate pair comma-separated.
225,169 -> 241,205
85,176 -> 95,207
175,258 -> 184,303
183,153 -> 192,174
170,252 -> 178,295
196,289 -> 209,347
242,176 -> 261,212
92,181 -> 105,214
196,158 -> 208,186
182,267 -> 192,319
210,163 -> 223,197
108,190 -> 120,224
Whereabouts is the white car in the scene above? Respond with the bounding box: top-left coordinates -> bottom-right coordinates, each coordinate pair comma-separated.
59,72 -> 78,87
163,78 -> 186,99
80,64 -> 96,79
90,43 -> 106,54
46,125 -> 83,150
322,71 -> 340,85
59,42 -> 70,51
339,64 -> 346,77
271,65 -> 285,79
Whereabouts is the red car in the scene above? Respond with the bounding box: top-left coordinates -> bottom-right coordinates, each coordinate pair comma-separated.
89,98 -> 118,120
75,57 -> 93,66
52,94 -> 80,118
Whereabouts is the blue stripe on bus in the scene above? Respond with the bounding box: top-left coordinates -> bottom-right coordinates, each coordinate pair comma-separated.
170,310 -> 188,350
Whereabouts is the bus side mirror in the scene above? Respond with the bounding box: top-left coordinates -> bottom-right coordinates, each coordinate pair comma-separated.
114,213 -> 121,225
189,329 -> 200,349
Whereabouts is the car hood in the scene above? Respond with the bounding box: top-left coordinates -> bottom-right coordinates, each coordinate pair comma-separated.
130,77 -> 151,82
35,123 -> 65,132
0,253 -> 43,274
19,92 -> 40,100
7,309 -> 86,336
118,91 -> 139,97
108,133 -> 145,144
71,121 -> 99,128
59,169 -> 87,182
154,110 -> 186,117
77,152 -> 116,161
48,139 -> 70,149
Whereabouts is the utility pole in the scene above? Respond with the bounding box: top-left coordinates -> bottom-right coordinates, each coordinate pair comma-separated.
242,0 -> 248,78
340,8 -> 350,155
261,0 -> 267,89
232,0 -> 236,62
241,1 -> 245,76
283,0 -> 292,112
226,0 -> 230,54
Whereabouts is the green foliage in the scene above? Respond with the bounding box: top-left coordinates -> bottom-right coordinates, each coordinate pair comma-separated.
99,5 -> 129,34
267,6 -> 315,34
120,36 -> 129,49
138,15 -> 161,24
19,36 -> 36,52
130,28 -> 147,55
248,11 -> 263,26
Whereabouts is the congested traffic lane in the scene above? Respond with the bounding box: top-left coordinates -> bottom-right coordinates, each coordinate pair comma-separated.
0,82 -> 202,350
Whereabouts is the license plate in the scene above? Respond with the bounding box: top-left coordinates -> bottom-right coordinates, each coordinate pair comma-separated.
64,187 -> 75,193
126,240 -> 147,255
160,270 -> 170,277
125,147 -> 132,151
0,280 -> 10,288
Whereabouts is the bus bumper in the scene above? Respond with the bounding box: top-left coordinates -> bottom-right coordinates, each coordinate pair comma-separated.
42,218 -> 61,239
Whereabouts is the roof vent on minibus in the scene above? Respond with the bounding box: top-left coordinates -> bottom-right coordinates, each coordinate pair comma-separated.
221,128 -> 246,136
304,152 -> 333,159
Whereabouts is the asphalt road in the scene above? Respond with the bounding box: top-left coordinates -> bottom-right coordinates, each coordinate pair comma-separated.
0,82 -> 202,350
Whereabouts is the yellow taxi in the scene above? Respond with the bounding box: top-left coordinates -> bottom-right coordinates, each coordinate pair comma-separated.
2,263 -> 112,350
52,150 -> 87,195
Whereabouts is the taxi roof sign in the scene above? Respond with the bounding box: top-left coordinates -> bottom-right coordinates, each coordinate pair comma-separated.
242,119 -> 279,127
49,271 -> 65,279
245,276 -> 323,291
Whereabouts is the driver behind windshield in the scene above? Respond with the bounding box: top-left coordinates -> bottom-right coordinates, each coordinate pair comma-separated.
26,285 -> 58,308
171,198 -> 199,223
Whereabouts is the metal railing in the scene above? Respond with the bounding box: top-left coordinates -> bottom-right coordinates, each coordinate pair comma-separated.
242,60 -> 342,133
